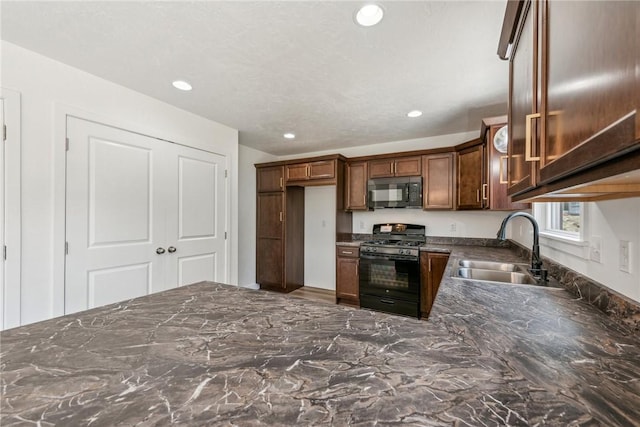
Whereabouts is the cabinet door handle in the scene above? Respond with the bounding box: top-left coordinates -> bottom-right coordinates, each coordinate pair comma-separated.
167,246 -> 177,253
476,189 -> 480,203
482,183 -> 488,201
279,177 -> 283,188
279,212 -> 283,222
499,156 -> 508,184
525,113 -> 541,161
306,165 -> 310,177
429,258 -> 432,271
156,247 -> 166,254
391,162 -> 395,175
343,250 -> 353,254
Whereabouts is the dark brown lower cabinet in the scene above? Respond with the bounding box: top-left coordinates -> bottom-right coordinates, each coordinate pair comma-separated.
336,245 -> 359,305
420,252 -> 450,318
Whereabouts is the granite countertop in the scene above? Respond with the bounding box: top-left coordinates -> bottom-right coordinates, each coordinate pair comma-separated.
2,245 -> 640,426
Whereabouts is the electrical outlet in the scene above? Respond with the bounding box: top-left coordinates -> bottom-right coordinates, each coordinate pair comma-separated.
619,240 -> 631,273
590,236 -> 602,263
359,220 -> 365,230
450,223 -> 457,232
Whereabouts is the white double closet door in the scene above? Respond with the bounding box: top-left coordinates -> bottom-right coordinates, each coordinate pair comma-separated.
65,117 -> 227,314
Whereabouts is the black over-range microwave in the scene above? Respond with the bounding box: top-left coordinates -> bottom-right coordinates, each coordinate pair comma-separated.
367,176 -> 423,209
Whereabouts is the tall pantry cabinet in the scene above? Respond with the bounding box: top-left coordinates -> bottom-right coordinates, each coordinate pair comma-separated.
256,165 -> 304,292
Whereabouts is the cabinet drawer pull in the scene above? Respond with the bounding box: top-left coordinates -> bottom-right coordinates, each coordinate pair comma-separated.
342,250 -> 353,254
499,156 -> 508,184
380,299 -> 395,305
525,113 -> 541,161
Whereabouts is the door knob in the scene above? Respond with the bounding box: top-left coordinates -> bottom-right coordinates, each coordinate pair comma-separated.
168,246 -> 177,253
156,247 -> 166,254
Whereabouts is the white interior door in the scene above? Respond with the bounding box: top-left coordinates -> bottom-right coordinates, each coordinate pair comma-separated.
1,88 -> 22,330
65,117 -> 228,314
165,144 -> 227,286
1,99 -> 5,329
65,118 -> 166,313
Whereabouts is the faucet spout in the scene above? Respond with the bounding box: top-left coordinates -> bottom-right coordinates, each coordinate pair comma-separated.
496,212 -> 546,281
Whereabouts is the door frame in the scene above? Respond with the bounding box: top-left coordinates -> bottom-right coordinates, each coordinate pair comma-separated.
53,105 -> 231,317
1,88 -> 22,330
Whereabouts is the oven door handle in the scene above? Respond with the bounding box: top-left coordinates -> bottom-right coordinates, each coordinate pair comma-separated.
360,254 -> 418,262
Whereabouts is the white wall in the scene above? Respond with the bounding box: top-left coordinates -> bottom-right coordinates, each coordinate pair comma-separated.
353,209 -> 510,238
278,130 -> 479,161
511,198 -> 640,303
237,145 -> 277,288
2,41 -> 239,326
304,186 -> 337,290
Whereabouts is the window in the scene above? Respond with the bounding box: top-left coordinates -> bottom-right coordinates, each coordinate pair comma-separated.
534,202 -> 585,242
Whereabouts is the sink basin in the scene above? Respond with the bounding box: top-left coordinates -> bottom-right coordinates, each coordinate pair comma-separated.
458,260 -> 524,272
454,267 -> 538,285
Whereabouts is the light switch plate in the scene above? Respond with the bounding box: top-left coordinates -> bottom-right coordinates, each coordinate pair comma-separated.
590,236 -> 602,263
619,240 -> 631,273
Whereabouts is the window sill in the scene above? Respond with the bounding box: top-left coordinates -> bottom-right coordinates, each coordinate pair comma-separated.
539,231 -> 587,246
539,231 -> 588,259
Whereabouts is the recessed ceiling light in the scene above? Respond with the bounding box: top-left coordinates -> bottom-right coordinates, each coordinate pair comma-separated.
407,110 -> 423,118
355,4 -> 384,27
283,133 -> 296,139
172,80 -> 192,91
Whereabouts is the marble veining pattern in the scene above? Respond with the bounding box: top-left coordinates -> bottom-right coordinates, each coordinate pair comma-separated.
2,245 -> 640,426
508,240 -> 640,332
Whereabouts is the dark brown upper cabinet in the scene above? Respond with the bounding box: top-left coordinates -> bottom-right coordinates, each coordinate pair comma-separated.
422,152 -> 455,210
456,141 -> 485,210
285,159 -> 336,184
346,162 -> 368,211
368,156 -> 422,179
257,165 -> 284,193
499,0 -> 640,202
482,116 -> 531,210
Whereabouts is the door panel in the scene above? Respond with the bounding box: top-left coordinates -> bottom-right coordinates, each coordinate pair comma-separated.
423,153 -> 454,210
508,0 -> 538,194
167,145 -> 227,287
88,262 -> 150,308
66,118 -> 164,314
346,162 -> 368,210
178,156 -> 217,239
257,193 -> 284,238
89,138 -> 151,246
178,253 -> 216,286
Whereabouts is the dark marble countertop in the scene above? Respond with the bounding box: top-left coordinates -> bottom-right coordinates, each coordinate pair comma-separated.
2,245 -> 639,426
335,241 -> 362,247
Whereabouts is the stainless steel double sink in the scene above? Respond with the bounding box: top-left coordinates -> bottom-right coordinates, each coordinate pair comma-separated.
453,259 -> 539,286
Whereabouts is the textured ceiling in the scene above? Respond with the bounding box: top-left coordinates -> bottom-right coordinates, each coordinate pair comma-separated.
1,1 -> 509,156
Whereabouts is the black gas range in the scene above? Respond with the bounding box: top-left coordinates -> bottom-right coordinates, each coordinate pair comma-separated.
359,224 -> 425,318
